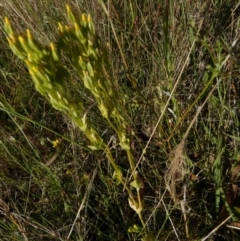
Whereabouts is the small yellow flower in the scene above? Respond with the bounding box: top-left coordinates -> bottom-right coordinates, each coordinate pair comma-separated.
51,138 -> 61,148
66,169 -> 71,175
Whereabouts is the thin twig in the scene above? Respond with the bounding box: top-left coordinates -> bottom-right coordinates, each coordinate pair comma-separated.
162,199 -> 181,241
181,185 -> 189,238
201,215 -> 232,241
132,19 -> 204,177
67,168 -> 97,240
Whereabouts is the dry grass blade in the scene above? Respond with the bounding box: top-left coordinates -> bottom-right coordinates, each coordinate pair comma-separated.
201,216 -> 232,241
67,167 -> 97,240
165,79 -> 221,204
1,0 -> 240,240
0,199 -> 29,241
165,140 -> 186,204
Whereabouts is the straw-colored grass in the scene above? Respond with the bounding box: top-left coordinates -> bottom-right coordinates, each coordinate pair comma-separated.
1,0 -> 240,240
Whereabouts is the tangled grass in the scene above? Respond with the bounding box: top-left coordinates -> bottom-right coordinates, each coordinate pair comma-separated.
1,0 -> 240,240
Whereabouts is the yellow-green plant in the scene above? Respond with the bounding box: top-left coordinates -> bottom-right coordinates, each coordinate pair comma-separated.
4,4 -> 150,239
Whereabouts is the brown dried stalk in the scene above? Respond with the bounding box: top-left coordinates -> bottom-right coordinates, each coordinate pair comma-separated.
165,80 -> 219,203
165,140 -> 186,203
